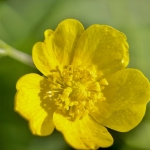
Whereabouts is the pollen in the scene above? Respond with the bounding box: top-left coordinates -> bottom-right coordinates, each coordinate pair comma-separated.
46,65 -> 108,121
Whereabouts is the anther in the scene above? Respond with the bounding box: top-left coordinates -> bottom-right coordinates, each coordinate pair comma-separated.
48,65 -> 108,120
99,78 -> 108,85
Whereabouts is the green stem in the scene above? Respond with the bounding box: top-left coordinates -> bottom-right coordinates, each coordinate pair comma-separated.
0,48 -> 7,56
0,40 -> 34,67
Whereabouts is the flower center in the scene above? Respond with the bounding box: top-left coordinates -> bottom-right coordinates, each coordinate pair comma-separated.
46,65 -> 108,121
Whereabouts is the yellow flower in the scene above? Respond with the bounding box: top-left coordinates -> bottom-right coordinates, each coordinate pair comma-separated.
15,19 -> 150,149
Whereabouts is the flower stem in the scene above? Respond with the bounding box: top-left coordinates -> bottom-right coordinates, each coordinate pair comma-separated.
0,40 -> 34,67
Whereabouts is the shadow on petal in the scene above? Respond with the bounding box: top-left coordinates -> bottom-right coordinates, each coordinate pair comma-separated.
39,77 -> 57,117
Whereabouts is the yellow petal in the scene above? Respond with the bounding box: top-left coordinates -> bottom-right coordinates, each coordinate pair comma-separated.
15,73 -> 55,136
32,42 -> 54,76
32,19 -> 84,76
91,69 -> 150,132
53,113 -> 113,149
72,25 -> 129,77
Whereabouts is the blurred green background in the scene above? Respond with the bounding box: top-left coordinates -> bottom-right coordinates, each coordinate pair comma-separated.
0,0 -> 150,150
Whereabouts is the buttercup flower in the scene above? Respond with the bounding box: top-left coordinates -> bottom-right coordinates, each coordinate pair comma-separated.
15,19 -> 150,149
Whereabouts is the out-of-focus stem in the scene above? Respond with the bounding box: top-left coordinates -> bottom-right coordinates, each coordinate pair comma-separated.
7,47 -> 34,67
0,40 -> 34,67
0,48 -> 7,56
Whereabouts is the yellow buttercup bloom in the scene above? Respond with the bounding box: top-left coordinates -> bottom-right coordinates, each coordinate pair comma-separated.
15,19 -> 150,149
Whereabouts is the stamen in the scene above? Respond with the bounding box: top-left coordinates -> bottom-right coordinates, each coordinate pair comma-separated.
99,78 -> 108,85
46,65 -> 108,120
